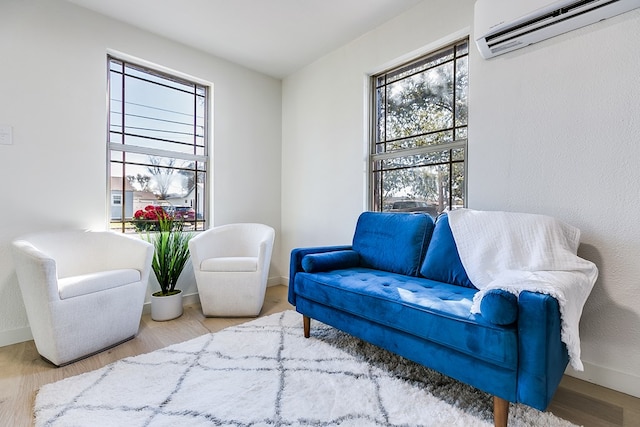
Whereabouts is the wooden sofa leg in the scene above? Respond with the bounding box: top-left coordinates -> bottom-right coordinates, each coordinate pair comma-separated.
493,396 -> 509,427
303,315 -> 310,338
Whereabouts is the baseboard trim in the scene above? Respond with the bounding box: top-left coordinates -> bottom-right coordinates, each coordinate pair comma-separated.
267,276 -> 285,287
0,326 -> 33,347
566,360 -> 640,398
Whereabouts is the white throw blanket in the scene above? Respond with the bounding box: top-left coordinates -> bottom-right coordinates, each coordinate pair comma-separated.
448,209 -> 598,371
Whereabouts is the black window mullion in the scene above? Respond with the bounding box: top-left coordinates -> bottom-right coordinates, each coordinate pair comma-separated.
120,63 -> 127,231
369,38 -> 468,214
108,56 -> 208,232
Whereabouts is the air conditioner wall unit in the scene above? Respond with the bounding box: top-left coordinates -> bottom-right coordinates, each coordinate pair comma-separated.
474,0 -> 640,59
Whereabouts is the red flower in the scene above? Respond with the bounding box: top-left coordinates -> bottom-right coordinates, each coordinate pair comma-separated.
144,210 -> 158,220
134,205 -> 173,222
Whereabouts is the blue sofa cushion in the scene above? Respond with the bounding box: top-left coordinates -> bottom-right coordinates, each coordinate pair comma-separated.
294,268 -> 517,368
301,250 -> 360,273
352,212 -> 434,277
480,289 -> 518,325
420,213 -> 476,289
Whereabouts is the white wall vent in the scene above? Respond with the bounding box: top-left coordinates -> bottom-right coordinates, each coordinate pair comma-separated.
474,0 -> 640,59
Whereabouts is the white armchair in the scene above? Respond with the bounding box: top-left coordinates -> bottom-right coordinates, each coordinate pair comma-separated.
11,230 -> 153,366
188,223 -> 275,317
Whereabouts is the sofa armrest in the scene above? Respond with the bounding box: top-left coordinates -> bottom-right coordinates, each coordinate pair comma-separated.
288,245 -> 352,305
516,291 -> 569,410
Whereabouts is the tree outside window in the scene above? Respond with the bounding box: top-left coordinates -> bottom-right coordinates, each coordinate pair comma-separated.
370,39 -> 468,217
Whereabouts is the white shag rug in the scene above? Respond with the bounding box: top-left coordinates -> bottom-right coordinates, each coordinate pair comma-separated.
35,310 -> 578,427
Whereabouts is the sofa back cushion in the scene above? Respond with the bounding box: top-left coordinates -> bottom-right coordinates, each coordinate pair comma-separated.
352,212 -> 434,276
420,213 -> 476,288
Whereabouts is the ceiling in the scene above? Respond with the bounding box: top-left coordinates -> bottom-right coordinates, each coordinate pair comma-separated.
66,0 -> 424,78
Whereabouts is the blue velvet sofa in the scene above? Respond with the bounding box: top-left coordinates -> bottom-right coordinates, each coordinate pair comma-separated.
288,211 -> 569,427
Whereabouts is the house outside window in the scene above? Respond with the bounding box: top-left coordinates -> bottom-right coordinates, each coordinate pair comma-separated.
108,56 -> 208,232
370,38 -> 469,218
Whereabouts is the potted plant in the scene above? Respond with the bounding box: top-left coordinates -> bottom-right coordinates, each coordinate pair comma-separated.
144,210 -> 193,321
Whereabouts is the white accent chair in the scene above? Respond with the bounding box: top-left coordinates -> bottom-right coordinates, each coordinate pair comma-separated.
11,230 -> 153,366
188,223 -> 275,317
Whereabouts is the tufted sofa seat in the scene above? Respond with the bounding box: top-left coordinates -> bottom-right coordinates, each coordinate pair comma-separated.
295,267 -> 518,368
289,211 -> 569,427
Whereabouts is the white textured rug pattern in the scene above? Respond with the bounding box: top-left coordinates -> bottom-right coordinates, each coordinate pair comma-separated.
35,310 -> 577,427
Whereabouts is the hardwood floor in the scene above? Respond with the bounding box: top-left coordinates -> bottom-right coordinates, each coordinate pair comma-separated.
1,284 -> 638,426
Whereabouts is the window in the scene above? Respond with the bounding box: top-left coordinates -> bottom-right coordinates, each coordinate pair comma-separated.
108,56 -> 208,232
370,38 -> 468,217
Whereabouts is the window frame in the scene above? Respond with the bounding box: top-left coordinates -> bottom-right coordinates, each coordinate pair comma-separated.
107,55 -> 209,233
368,38 -> 469,215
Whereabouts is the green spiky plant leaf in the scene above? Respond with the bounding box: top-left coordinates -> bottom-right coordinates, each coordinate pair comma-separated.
145,214 -> 193,296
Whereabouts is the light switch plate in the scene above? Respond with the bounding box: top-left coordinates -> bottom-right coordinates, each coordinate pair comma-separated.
0,125 -> 13,145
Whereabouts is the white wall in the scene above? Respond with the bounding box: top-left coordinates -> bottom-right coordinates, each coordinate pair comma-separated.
468,8 -> 640,398
281,0 -> 640,397
3,0 -> 639,400
282,0 -> 475,248
0,0 -> 282,344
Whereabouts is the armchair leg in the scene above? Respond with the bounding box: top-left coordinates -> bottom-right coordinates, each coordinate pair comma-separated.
493,396 -> 509,427
303,315 -> 310,338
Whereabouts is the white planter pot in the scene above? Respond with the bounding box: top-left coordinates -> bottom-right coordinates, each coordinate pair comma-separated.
151,290 -> 183,321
